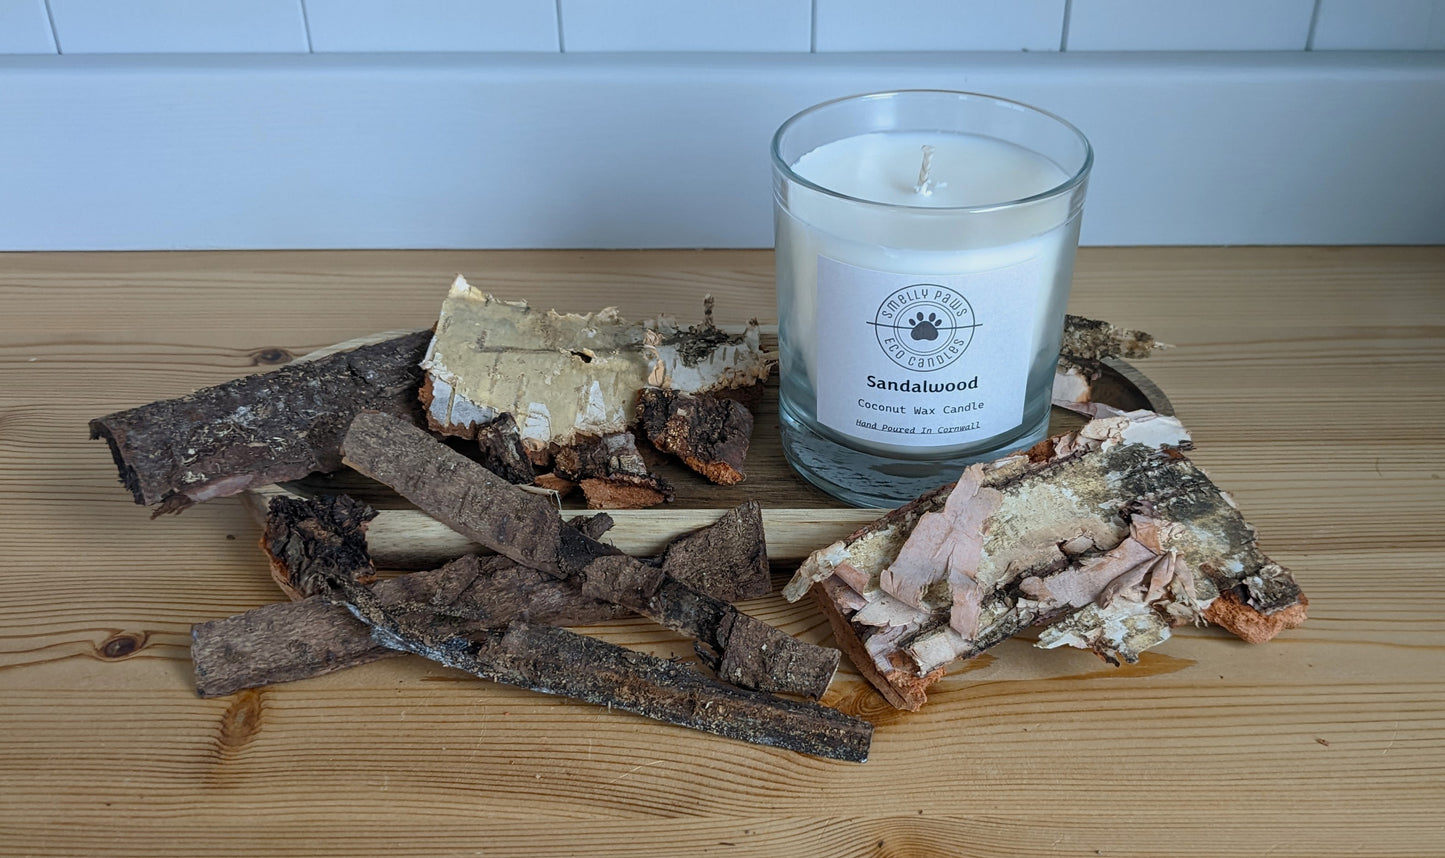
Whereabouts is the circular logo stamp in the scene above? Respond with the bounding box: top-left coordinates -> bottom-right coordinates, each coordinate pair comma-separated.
869,284 -> 979,372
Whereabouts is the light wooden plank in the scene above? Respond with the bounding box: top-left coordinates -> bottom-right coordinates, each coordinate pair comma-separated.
0,247 -> 1443,857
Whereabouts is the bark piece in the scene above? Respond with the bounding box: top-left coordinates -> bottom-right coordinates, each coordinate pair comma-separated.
532,473 -> 577,497
1060,314 -> 1168,362
90,330 -> 430,512
553,431 -> 673,509
200,494 -> 871,761
637,388 -> 754,486
419,277 -> 773,446
787,410 -> 1308,710
341,411 -> 838,699
1054,315 -> 1169,414
658,499 -> 770,602
474,413 -> 535,485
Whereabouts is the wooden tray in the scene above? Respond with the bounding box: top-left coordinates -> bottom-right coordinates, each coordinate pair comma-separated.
246,334 -> 1167,569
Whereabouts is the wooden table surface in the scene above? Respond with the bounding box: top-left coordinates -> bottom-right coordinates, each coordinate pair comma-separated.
2,247 -> 1442,857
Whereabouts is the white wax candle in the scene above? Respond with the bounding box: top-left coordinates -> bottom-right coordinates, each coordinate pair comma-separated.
777,131 -> 1075,457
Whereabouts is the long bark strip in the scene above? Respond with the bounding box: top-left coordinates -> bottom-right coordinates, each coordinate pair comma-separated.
341,411 -> 838,699
90,330 -> 431,512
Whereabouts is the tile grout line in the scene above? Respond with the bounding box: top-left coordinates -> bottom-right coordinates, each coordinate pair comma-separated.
298,0 -> 314,52
1305,0 -> 1322,50
41,0 -> 61,54
810,0 -> 818,52
1059,0 -> 1073,52
555,0 -> 566,52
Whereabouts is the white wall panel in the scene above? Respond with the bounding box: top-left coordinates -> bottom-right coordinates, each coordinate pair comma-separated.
0,53 -> 1441,249
1312,0 -> 1445,50
0,0 -> 55,53
1069,0 -> 1314,51
559,0 -> 810,51
49,0 -> 308,54
305,0 -> 558,53
815,0 -> 1065,52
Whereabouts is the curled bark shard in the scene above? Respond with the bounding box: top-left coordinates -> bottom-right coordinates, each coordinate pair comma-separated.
788,410 -> 1307,710
636,388 -> 755,486
90,330 -> 431,511
341,411 -> 838,699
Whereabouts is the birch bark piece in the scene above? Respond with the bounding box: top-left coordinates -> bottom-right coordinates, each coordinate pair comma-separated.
787,409 -> 1308,710
419,276 -> 773,447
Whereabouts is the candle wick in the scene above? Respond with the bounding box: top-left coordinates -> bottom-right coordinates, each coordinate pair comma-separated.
914,144 -> 936,196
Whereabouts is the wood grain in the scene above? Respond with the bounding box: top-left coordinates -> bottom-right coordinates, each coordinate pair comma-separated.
1,247 -> 1443,857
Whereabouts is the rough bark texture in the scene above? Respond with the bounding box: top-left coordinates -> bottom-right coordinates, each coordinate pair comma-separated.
419,277 -> 773,446
341,411 -> 838,699
636,388 -> 754,486
552,431 -> 673,509
197,494 -> 871,761
1060,314 -> 1168,362
195,504 -> 773,698
658,499 -> 770,602
787,410 -> 1308,710
90,329 -> 430,512
474,413 -> 535,485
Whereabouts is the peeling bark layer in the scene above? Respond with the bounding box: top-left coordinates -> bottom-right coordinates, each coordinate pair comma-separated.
787,410 -> 1307,710
419,277 -> 772,446
91,330 -> 430,511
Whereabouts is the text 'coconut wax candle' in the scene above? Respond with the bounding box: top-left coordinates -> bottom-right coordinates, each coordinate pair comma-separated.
772,90 -> 1092,507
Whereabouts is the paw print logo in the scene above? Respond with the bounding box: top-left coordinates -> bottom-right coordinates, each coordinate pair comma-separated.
908,312 -> 941,342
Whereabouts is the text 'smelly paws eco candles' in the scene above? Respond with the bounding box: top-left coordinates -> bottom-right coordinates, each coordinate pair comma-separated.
771,90 -> 1093,507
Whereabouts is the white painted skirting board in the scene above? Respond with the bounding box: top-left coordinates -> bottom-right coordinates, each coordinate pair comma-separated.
0,51 -> 1442,250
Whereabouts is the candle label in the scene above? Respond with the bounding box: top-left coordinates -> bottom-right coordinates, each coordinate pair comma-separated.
814,255 -> 1043,447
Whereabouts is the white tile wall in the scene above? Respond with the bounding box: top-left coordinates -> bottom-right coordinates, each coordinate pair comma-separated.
559,0 -> 810,51
814,0 -> 1065,52
1312,0 -> 1445,50
0,0 -> 55,53
49,0 -> 309,53
305,0 -> 558,52
1068,0 -> 1314,51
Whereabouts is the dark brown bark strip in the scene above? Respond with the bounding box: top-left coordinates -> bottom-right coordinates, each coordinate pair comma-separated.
341,412 -> 838,699
90,330 -> 431,511
191,553 -> 634,698
637,388 -> 754,486
474,413 -> 536,485
658,499 -> 770,602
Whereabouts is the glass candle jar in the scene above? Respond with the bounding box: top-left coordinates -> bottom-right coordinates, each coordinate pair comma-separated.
772,90 -> 1093,507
